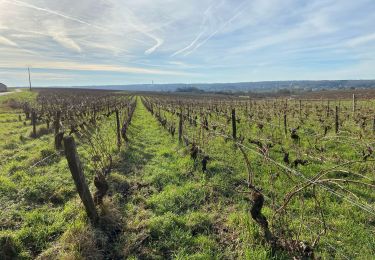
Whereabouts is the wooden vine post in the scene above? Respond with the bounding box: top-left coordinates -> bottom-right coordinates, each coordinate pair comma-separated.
284,113 -> 287,135
232,108 -> 237,139
64,136 -> 98,225
115,109 -> 121,148
93,107 -> 97,125
31,109 -> 37,137
28,67 -> 32,91
335,106 -> 339,134
352,94 -> 356,114
178,110 -> 183,143
54,110 -> 62,150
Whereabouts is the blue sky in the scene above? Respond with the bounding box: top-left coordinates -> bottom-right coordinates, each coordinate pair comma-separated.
0,0 -> 375,87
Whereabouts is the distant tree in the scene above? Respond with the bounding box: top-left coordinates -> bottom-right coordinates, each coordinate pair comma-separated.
276,88 -> 291,94
175,87 -> 204,93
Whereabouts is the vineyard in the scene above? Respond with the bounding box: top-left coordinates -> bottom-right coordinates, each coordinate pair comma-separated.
0,89 -> 374,259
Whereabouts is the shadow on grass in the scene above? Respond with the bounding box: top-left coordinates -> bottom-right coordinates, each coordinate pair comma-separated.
117,139 -> 155,175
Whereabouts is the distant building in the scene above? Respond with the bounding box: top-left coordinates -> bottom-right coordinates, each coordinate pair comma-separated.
0,83 -> 7,92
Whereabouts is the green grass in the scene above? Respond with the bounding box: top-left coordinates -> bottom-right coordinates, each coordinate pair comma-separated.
1,93 -> 374,259
112,100 -> 275,259
140,97 -> 375,259
0,91 -> 122,258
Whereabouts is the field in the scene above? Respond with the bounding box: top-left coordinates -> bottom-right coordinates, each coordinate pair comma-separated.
0,89 -> 374,259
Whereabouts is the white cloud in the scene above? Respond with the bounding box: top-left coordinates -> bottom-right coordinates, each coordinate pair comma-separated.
79,40 -> 129,55
0,0 -> 374,85
347,33 -> 375,47
0,35 -> 17,46
0,59 -> 196,76
50,32 -> 81,52
3,0 -> 105,30
0,70 -> 74,80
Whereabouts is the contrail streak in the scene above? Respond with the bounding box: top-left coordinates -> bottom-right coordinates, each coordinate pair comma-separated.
144,36 -> 163,55
0,35 -> 18,46
173,1 -> 247,57
2,0 -> 164,54
170,4 -> 214,57
120,6 -> 164,55
171,29 -> 206,57
184,7 -> 245,56
2,0 -> 105,31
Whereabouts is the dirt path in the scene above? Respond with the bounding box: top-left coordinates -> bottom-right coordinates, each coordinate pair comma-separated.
0,89 -> 21,96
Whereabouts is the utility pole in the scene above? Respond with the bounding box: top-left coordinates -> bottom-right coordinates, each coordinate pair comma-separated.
28,67 -> 32,91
